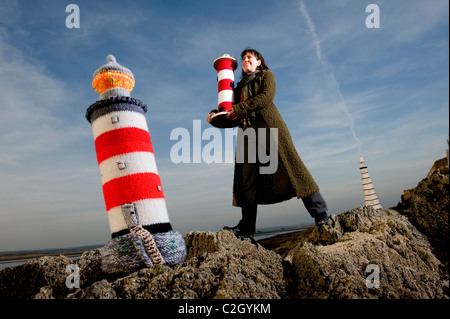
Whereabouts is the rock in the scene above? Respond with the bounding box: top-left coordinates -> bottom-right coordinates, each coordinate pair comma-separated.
104,230 -> 286,299
286,206 -> 447,299
79,279 -> 116,299
0,208 -> 447,299
395,173 -> 449,270
76,248 -> 103,287
0,255 -> 73,299
257,227 -> 314,258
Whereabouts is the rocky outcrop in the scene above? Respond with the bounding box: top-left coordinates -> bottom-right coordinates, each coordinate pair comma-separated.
288,207 -> 447,298
0,255 -> 73,299
70,230 -> 286,299
394,173 -> 449,270
0,230 -> 286,299
0,205 -> 448,299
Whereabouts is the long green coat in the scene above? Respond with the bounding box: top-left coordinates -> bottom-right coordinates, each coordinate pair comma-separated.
231,69 -> 319,207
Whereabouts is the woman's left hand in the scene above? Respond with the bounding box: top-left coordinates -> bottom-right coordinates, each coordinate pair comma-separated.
226,108 -> 237,120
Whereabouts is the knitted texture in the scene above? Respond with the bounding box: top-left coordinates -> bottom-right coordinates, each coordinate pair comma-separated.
88,55 -> 187,273
152,230 -> 187,266
85,96 -> 147,124
100,229 -> 186,273
92,55 -> 135,100
93,55 -> 134,79
92,71 -> 135,95
130,225 -> 165,264
87,96 -> 171,236
101,233 -> 153,274
213,54 -> 237,112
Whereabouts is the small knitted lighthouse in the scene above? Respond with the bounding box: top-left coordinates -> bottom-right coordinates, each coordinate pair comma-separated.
359,157 -> 382,210
86,55 -> 186,273
209,54 -> 239,128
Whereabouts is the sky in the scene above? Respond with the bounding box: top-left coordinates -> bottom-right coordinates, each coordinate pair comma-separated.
0,0 -> 448,252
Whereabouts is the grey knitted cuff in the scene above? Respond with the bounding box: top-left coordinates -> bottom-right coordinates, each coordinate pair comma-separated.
153,230 -> 187,266
101,233 -> 153,274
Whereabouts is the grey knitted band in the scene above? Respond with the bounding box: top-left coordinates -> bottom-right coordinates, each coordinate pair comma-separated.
100,87 -> 131,100
101,233 -> 153,274
152,231 -> 186,266
85,96 -> 147,123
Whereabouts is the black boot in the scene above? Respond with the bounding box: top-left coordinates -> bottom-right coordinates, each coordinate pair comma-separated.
314,211 -> 329,226
222,224 -> 254,239
223,205 -> 257,238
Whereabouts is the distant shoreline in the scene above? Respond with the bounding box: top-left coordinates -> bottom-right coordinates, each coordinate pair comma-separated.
0,250 -> 89,262
255,225 -> 312,235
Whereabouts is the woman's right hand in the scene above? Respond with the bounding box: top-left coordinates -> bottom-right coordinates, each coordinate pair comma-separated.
206,111 -> 216,123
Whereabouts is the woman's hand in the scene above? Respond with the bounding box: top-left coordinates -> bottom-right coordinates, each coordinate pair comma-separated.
206,111 -> 216,123
226,108 -> 237,120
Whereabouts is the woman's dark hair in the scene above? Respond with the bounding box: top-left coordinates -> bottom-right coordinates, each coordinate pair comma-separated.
240,48 -> 269,77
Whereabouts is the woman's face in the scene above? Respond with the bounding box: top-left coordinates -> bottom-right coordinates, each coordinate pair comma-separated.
242,52 -> 261,74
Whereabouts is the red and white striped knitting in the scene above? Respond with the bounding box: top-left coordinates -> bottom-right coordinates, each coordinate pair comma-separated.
213,54 -> 238,112
86,55 -> 186,272
86,55 -> 172,237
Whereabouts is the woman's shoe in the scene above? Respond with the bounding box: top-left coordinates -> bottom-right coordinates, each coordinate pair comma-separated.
222,225 -> 255,239
315,212 -> 329,226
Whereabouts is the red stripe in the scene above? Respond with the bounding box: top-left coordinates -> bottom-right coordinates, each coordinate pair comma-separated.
102,172 -> 164,211
218,79 -> 234,92
95,127 -> 153,164
216,60 -> 234,71
218,101 -> 233,111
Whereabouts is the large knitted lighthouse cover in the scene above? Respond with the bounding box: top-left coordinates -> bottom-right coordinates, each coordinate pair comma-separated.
86,55 -> 186,273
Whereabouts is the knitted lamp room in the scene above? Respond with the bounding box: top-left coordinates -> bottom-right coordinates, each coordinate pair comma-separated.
86,55 -> 186,273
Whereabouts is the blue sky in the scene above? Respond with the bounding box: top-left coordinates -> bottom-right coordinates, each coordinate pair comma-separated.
0,0 -> 448,252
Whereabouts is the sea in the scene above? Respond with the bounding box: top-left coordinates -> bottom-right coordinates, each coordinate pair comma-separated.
0,245 -> 102,271
0,224 -> 312,271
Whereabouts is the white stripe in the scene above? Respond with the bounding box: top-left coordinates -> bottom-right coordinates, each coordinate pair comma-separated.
107,198 -> 170,234
218,90 -> 234,104
92,110 -> 148,140
98,152 -> 158,185
217,69 -> 234,82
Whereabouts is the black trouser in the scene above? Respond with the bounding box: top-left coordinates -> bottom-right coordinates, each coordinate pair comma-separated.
301,191 -> 328,217
238,191 -> 328,233
236,127 -> 259,234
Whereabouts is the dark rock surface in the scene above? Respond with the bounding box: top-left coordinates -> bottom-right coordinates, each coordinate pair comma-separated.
394,173 -> 449,272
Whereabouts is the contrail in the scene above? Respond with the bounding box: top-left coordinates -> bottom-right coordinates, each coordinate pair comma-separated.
299,1 -> 362,155
299,1 -> 322,62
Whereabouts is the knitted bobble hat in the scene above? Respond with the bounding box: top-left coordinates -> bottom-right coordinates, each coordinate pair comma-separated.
92,54 -> 135,100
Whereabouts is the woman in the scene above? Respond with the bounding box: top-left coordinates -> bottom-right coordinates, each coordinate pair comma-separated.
207,48 -> 328,238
